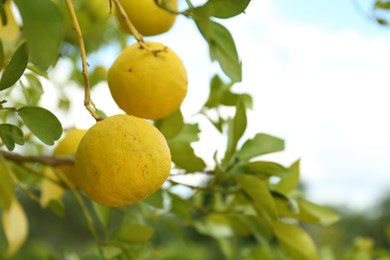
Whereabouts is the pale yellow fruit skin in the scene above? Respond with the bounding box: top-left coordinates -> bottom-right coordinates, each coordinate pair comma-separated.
74,114 -> 171,207
117,0 -> 177,36
107,42 -> 188,120
0,0 -> 20,46
53,129 -> 87,187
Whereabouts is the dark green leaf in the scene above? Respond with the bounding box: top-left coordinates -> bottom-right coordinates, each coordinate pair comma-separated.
168,141 -> 206,172
235,175 -> 278,221
0,2 -> 6,26
92,202 -> 111,231
0,40 -> 4,68
47,199 -> 65,218
14,0 -> 64,71
195,0 -> 251,19
0,124 -> 24,151
273,160 -> 300,195
113,223 -> 154,244
0,156 -> 14,210
18,106 -> 62,145
273,221 -> 319,260
223,99 -> 247,164
0,42 -> 28,91
154,109 -> 184,140
236,133 -> 284,162
195,18 -> 241,82
232,161 -> 290,178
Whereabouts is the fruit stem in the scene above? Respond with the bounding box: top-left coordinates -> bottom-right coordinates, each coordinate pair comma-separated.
64,0 -> 103,122
111,0 -> 166,53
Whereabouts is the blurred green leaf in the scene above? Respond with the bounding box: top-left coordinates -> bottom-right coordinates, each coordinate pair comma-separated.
113,223 -> 154,244
92,202 -> 111,231
273,221 -> 318,260
0,40 -> 4,68
0,2 -> 6,26
195,17 -> 241,82
0,156 -> 14,210
236,133 -> 284,162
223,100 -> 247,164
47,199 -> 65,218
195,0 -> 251,18
23,74 -> 44,105
154,109 -> 184,140
272,160 -> 300,195
235,174 -> 278,221
101,245 -> 122,259
169,192 -> 191,220
236,214 -> 273,243
143,188 -> 164,208
14,0 -> 64,71
231,161 -> 290,178
0,123 -> 24,151
169,123 -> 201,143
375,1 -> 390,9
168,141 -> 206,172
298,199 -> 340,226
0,42 -> 28,91
18,106 -> 62,145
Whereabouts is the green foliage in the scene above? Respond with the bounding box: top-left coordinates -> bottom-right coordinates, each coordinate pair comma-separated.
0,0 -> 350,259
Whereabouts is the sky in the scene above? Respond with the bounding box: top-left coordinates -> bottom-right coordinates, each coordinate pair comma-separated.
52,0 -> 390,210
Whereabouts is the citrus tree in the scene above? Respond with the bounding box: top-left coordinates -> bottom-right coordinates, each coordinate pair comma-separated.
0,0 -> 340,259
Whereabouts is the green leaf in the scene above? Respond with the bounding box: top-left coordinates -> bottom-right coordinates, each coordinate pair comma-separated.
17,106 -> 62,145
169,123 -> 201,143
0,156 -> 14,210
0,124 -> 24,151
375,1 -> 390,9
0,42 -> 28,91
0,2 -> 7,26
273,160 -> 300,195
195,18 -> 241,82
231,161 -> 290,178
195,0 -> 251,19
168,141 -> 206,172
169,192 -> 191,220
235,175 -> 278,221
23,73 -> 44,105
236,133 -> 285,162
47,199 -> 65,218
223,99 -> 247,164
113,223 -> 154,244
154,109 -> 184,140
92,202 -> 111,231
298,199 -> 340,226
273,221 -> 318,260
143,189 -> 164,208
0,40 -> 4,68
14,0 -> 64,71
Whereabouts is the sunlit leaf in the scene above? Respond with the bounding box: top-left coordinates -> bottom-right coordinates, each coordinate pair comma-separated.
236,133 -> 284,162
40,167 -> 65,208
14,0 -> 64,70
273,221 -> 318,260
195,17 -> 241,82
92,202 -> 111,231
298,199 -> 340,226
18,106 -> 62,145
195,0 -> 251,19
235,174 -> 278,221
113,223 -> 154,244
0,123 -> 24,151
0,156 -> 14,210
272,160 -> 300,195
169,141 -> 206,172
102,245 -> 123,259
0,42 -> 28,91
2,197 -> 28,258
231,161 -> 290,178
154,109 -> 184,140
223,99 -> 247,164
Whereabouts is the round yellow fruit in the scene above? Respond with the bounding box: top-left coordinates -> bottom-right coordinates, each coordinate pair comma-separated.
116,0 -> 177,36
74,114 -> 171,207
53,128 -> 87,187
107,41 -> 188,120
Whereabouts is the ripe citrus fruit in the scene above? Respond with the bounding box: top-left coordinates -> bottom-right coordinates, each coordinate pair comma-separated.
107,41 -> 188,120
116,0 -> 177,36
53,128 -> 87,187
74,114 -> 171,207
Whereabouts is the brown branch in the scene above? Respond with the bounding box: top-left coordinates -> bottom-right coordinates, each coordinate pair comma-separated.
1,151 -> 74,166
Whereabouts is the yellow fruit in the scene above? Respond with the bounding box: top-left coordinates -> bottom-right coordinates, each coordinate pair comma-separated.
74,114 -> 171,207
107,41 -> 187,120
53,129 -> 87,187
116,0 -> 177,36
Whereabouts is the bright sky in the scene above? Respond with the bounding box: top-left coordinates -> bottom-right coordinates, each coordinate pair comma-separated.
51,0 -> 390,210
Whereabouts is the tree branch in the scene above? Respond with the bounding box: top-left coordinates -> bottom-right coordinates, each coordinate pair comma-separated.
1,150 -> 74,166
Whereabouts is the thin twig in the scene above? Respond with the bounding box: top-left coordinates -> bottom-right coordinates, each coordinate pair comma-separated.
64,0 -> 102,121
1,150 -> 74,166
